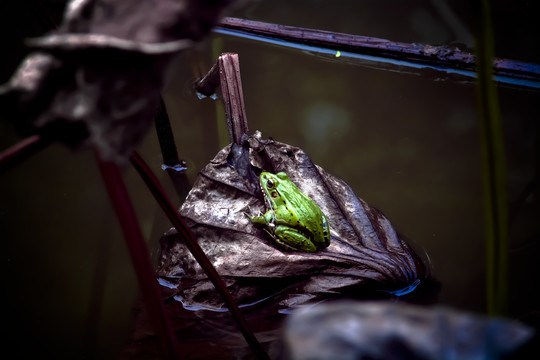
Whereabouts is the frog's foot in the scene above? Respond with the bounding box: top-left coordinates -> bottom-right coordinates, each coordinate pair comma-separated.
246,211 -> 264,223
243,207 -> 261,220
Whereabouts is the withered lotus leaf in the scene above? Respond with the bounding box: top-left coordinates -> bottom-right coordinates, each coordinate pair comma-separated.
0,0 -> 236,163
158,132 -> 433,311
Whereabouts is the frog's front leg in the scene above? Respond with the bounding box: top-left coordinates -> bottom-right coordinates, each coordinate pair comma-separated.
274,225 -> 317,252
250,210 -> 275,226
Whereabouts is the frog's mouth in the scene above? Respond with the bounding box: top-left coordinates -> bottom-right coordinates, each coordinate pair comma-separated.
261,186 -> 272,209
260,185 -> 277,230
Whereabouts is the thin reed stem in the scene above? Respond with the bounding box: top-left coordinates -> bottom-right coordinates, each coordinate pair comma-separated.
0,135 -> 50,174
475,0 -> 509,316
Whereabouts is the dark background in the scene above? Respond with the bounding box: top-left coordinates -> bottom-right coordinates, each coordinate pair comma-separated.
1,1 -> 539,358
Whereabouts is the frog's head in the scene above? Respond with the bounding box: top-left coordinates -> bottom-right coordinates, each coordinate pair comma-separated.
259,171 -> 290,209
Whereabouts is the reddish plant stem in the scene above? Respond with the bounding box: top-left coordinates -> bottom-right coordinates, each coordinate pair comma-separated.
96,153 -> 182,360
130,151 -> 269,360
0,135 -> 51,174
35,0 -> 59,30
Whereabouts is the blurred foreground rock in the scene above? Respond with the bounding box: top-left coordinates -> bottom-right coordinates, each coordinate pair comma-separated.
284,301 -> 535,360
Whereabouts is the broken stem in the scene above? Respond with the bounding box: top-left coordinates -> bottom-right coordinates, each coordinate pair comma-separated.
196,61 -> 221,97
196,53 -> 249,145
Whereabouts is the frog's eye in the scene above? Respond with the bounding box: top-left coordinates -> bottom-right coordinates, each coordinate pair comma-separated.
276,172 -> 288,180
267,178 -> 275,188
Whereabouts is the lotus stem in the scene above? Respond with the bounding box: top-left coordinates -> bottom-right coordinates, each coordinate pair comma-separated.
96,153 -> 182,359
0,135 -> 50,174
130,151 -> 269,360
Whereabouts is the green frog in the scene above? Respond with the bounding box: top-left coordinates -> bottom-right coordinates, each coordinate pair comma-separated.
250,171 -> 330,252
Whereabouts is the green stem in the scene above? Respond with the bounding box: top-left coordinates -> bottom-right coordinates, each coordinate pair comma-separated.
475,0 -> 509,316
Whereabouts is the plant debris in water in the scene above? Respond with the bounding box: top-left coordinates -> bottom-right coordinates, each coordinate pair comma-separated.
158,131 -> 435,311
0,0 -> 236,163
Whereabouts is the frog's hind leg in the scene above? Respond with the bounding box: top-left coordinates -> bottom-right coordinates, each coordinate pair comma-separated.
274,226 -> 317,252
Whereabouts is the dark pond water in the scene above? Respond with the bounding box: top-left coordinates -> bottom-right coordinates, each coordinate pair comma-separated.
1,0 -> 539,358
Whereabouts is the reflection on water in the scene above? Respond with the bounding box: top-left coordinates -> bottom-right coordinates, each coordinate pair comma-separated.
2,0 -> 539,358
300,102 -> 351,158
160,163 -> 188,172
123,297 -> 288,359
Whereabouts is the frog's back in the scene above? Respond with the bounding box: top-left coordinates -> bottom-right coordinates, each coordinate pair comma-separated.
284,189 -> 328,238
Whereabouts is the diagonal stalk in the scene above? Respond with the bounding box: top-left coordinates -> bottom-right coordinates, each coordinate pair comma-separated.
0,135 -> 50,174
96,153 -> 182,359
130,151 -> 269,360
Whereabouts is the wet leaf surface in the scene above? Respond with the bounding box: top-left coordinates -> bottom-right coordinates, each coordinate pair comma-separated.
158,132 -> 435,311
